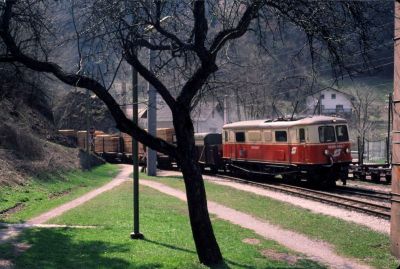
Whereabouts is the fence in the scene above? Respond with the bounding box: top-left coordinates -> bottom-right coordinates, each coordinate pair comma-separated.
355,137 -> 390,164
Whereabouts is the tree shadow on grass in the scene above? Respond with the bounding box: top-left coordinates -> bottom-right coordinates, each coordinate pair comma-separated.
13,229 -> 161,269
143,238 -> 287,269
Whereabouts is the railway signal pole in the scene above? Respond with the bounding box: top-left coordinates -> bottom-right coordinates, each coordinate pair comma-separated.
391,2 -> 400,260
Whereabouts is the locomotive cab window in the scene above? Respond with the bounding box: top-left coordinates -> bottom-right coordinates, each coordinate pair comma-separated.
235,132 -> 245,142
275,131 -> 287,142
299,128 -> 306,142
336,125 -> 349,142
224,131 -> 228,142
318,126 -> 335,143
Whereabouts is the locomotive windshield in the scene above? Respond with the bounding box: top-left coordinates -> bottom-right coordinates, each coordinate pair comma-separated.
318,126 -> 335,143
335,125 -> 349,142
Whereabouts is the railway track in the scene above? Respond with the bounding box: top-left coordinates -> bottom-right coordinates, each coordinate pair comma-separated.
333,185 -> 391,202
209,174 -> 391,220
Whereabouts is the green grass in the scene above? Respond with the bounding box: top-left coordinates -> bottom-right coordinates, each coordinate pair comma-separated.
2,182 -> 325,269
145,174 -> 398,269
0,164 -> 119,223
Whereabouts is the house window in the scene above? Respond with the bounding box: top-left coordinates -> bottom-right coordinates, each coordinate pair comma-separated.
321,94 -> 325,99
331,94 -> 336,99
235,132 -> 245,142
336,105 -> 344,112
275,131 -> 287,142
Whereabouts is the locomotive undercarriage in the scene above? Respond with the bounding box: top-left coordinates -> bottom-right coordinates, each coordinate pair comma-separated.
225,159 -> 349,186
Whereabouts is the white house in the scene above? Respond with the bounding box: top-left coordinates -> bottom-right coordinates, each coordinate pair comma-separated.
125,100 -> 224,133
306,88 -> 353,116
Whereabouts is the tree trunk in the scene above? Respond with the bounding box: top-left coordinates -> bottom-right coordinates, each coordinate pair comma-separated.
173,108 -> 223,266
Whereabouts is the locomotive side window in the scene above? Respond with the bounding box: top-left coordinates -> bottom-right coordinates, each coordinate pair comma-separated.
224,131 -> 228,142
275,131 -> 287,142
264,130 -> 272,141
336,125 -> 349,142
248,131 -> 261,142
235,132 -> 245,142
299,128 -> 305,142
318,126 -> 335,143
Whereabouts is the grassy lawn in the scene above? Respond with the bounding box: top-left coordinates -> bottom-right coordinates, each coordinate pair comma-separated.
145,174 -> 398,269
2,182 -> 325,269
0,164 -> 119,223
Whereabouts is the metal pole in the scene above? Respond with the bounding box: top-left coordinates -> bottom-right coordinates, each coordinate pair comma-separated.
130,48 -> 143,240
391,2 -> 400,259
357,136 -> 361,165
387,93 -> 392,165
147,43 -> 157,176
85,89 -> 92,169
223,95 -> 228,124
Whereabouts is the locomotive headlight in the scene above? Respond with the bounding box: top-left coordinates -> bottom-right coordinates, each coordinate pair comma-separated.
324,149 -> 329,156
345,147 -> 350,154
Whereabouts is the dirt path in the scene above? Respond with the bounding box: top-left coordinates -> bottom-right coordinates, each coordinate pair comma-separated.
141,179 -> 372,269
157,170 -> 389,234
0,164 -> 132,243
27,165 -> 131,225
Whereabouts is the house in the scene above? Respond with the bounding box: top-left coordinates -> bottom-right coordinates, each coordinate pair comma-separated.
306,88 -> 353,116
125,99 -> 224,133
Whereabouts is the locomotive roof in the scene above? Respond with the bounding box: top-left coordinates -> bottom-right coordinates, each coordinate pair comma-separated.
223,115 -> 347,129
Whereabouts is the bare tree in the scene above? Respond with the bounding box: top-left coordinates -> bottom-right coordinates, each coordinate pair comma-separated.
350,87 -> 380,162
0,0 -> 385,265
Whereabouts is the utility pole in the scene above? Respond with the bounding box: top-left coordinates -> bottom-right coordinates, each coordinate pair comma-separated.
147,40 -> 157,176
236,89 -> 241,121
391,2 -> 400,260
145,16 -> 171,176
85,88 -> 92,169
223,95 -> 228,124
387,93 -> 392,165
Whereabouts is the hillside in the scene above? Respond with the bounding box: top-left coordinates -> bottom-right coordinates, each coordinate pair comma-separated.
53,91 -> 117,133
0,67 -> 103,186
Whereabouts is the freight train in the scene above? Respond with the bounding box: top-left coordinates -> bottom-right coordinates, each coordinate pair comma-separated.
60,115 -> 352,185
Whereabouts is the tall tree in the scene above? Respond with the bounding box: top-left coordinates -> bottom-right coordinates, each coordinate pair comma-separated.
0,0 -> 385,265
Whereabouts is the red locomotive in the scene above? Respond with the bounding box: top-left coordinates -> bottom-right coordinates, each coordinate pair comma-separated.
221,115 -> 352,185
66,115 -> 352,185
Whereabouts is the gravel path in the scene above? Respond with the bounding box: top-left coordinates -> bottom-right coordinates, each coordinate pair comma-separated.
157,170 -> 389,234
346,181 -> 391,193
141,179 -> 372,269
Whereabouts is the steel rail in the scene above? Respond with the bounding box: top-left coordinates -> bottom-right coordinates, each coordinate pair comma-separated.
209,174 -> 391,220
